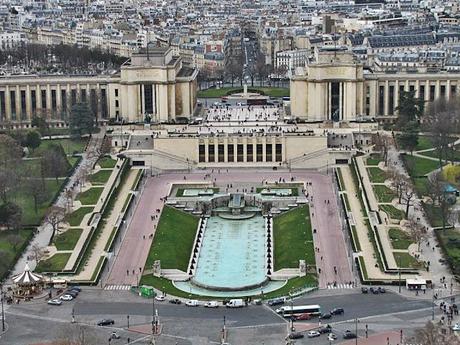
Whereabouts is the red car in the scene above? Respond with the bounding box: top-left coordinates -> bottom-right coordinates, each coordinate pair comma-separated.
293,313 -> 311,321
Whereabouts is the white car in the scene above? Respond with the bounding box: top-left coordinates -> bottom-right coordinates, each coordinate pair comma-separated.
154,295 -> 166,301
328,333 -> 338,340
307,330 -> 321,338
452,323 -> 460,331
47,298 -> 62,306
185,300 -> 199,307
60,294 -> 73,301
204,301 -> 219,308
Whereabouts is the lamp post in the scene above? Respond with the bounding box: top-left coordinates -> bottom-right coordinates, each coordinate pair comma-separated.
289,291 -> 294,331
355,318 -> 358,345
127,315 -> 130,329
398,255 -> 402,293
432,288 -> 435,321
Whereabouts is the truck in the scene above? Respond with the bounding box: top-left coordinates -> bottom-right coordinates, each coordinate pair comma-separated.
226,299 -> 245,308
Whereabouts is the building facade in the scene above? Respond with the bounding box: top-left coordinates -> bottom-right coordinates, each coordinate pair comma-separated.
0,47 -> 198,127
290,47 -> 460,123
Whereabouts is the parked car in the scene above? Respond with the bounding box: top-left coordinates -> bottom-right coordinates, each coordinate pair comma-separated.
370,287 -> 379,294
328,333 -> 338,341
47,299 -> 62,306
343,330 -> 357,339
226,299 -> 245,308
267,297 -> 285,306
378,287 -> 386,293
320,313 -> 332,319
169,298 -> 182,305
361,287 -> 368,294
253,299 -> 262,305
97,319 -> 115,326
330,308 -> 344,315
318,325 -> 332,334
293,313 -> 311,321
452,323 -> 460,331
204,301 -> 219,308
64,290 -> 78,298
110,332 -> 120,339
287,332 -> 304,339
185,300 -> 199,307
307,330 -> 320,338
155,295 -> 166,301
60,294 -> 74,301
69,286 -> 81,292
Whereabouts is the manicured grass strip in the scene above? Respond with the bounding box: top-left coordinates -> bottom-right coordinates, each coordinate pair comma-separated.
121,194 -> 133,213
379,204 -> 405,220
97,157 -> 117,169
393,252 -> 421,269
176,188 -> 219,197
373,185 -> 396,203
36,253 -> 71,272
337,169 -> 345,190
66,207 -> 93,226
365,218 -> 384,271
422,202 -> 445,228
401,154 -> 441,177
90,256 -> 106,281
139,274 -> 316,300
419,148 -> 460,162
351,225 -> 362,252
145,206 -> 199,271
54,228 -> 83,251
273,205 -> 315,270
413,177 -> 429,197
388,228 -> 412,250
104,227 -> 119,252
435,229 -> 460,276
29,138 -> 88,157
77,187 -> 104,205
197,87 -> 289,98
256,187 -> 299,196
366,154 -> 382,166
0,228 -> 35,280
358,256 -> 368,280
367,167 -> 386,183
343,194 -> 351,211
89,170 -> 112,185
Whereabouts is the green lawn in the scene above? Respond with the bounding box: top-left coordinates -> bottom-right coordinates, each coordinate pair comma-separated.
415,136 -> 434,151
337,169 -> 345,190
35,252 -> 71,272
373,185 -> 396,203
358,256 -> 368,280
343,194 -> 351,211
423,203 -> 445,228
12,178 -> 66,225
379,205 -> 405,220
89,170 -> 112,185
367,167 -> 387,183
402,155 -> 441,177
388,228 -> 413,250
77,187 -> 104,205
66,207 -> 93,226
273,205 -> 315,270
197,87 -> 289,98
29,138 -> 87,157
145,206 -> 199,271
435,229 -> 460,276
413,177 -> 429,197
419,148 -> 460,162
54,228 -> 83,251
366,154 -> 383,166
0,228 -> 35,280
351,225 -> 362,252
97,157 -> 117,169
393,252 -> 421,269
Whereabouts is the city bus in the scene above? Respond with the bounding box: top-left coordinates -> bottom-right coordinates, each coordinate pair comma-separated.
275,304 -> 321,318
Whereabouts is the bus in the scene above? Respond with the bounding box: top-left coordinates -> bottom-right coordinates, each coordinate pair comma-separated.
275,305 -> 321,318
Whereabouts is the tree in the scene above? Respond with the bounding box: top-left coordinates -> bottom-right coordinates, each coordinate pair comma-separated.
408,321 -> 459,345
7,234 -> 22,252
396,90 -> 424,126
399,121 -> 420,154
255,52 -> 268,86
69,103 -> 94,139
401,186 -> 417,218
0,202 -> 22,230
226,59 -> 243,87
25,130 -> 41,152
31,115 -> 50,138
389,170 -> 409,204
373,133 -> 391,166
41,144 -> 71,183
425,98 -> 460,170
0,134 -> 22,202
428,172 -> 452,231
28,178 -> 47,214
406,216 -> 427,251
44,206 -> 66,244
30,243 -> 45,264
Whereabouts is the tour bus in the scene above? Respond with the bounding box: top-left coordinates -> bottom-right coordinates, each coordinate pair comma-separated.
275,304 -> 321,318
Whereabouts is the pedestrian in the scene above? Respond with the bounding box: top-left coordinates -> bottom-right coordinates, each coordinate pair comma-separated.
127,270 -> 129,276
321,256 -> 323,261
132,269 -> 135,275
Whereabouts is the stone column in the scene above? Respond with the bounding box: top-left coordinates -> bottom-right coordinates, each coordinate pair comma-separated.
15,86 -> 20,121
46,84 -> 51,120
262,139 -> 266,162
394,80 -> 400,115
435,80 -> 441,100
425,80 -> 430,102
224,138 -> 228,162
271,139 -> 276,163
5,85 -> 10,121
447,80 -> 451,101
204,141 -> 209,163
243,141 -> 247,162
384,80 -> 389,116
25,85 -> 31,120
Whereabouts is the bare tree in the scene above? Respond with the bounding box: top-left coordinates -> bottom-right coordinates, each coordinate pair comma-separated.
44,206 -> 66,243
372,133 -> 391,166
389,170 -> 409,203
28,178 -> 48,214
64,189 -> 74,212
406,216 -> 428,251
408,321 -> 460,345
7,234 -> 22,252
30,244 -> 45,264
428,172 -> 453,230
41,145 -> 70,184
0,134 -> 22,202
401,186 -> 417,219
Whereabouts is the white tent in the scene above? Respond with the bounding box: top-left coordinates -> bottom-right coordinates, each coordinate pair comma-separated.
12,263 -> 43,285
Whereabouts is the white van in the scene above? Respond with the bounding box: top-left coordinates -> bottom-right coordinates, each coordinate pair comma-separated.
226,299 -> 245,308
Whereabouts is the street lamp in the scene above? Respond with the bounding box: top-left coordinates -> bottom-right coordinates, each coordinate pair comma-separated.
355,318 -> 359,345
1,284 -> 5,332
127,314 -> 130,329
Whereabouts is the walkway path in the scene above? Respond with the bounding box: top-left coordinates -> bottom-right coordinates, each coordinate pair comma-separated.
10,129 -> 105,277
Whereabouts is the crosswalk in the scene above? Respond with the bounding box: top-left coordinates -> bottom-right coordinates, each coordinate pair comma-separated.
327,283 -> 355,289
104,284 -> 132,291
